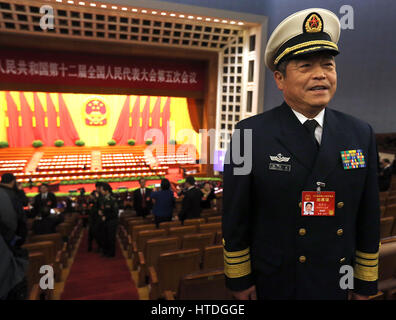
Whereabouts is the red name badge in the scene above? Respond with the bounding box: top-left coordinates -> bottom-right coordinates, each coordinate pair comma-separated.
301,191 -> 336,216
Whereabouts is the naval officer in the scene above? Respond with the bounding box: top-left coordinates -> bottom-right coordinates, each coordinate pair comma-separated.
222,8 -> 380,300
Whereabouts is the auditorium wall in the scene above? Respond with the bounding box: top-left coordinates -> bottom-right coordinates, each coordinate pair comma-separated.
155,0 -> 396,133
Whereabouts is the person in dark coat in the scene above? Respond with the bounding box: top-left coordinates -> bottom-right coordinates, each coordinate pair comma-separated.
223,8 -> 380,300
200,182 -> 217,209
133,178 -> 152,217
151,179 -> 175,227
87,183 -> 102,252
32,183 -> 57,217
32,207 -> 64,235
99,183 -> 119,257
378,158 -> 393,191
0,174 -> 28,300
178,176 -> 203,223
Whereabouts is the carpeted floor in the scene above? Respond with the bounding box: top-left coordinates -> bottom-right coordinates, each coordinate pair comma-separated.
61,230 -> 139,300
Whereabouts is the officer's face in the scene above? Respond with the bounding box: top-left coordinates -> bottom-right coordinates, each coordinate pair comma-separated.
306,204 -> 312,212
274,52 -> 337,115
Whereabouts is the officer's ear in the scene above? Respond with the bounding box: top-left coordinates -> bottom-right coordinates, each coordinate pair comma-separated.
273,70 -> 286,91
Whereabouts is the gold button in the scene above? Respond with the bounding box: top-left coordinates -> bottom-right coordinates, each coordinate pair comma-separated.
299,202 -> 302,208
299,228 -> 306,236
337,202 -> 344,208
299,256 -> 306,263
340,257 -> 346,263
337,229 -> 344,236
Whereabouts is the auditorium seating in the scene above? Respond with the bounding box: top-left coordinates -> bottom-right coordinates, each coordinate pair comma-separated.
182,233 -> 215,254
380,217 -> 394,239
132,229 -> 167,269
168,225 -> 198,240
199,222 -> 222,234
164,269 -> 231,300
137,236 -> 180,287
183,218 -> 206,227
148,248 -> 201,299
26,251 -> 50,300
22,241 -> 62,283
202,245 -> 224,270
24,212 -> 83,300
29,233 -> 68,268
378,238 -> 396,299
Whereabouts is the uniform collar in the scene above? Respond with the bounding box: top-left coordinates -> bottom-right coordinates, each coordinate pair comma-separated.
290,106 -> 325,128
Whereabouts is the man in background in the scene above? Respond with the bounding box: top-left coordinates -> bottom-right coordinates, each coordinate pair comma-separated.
99,183 -> 119,257
179,176 -> 202,223
33,183 -> 57,217
378,158 -> 393,191
133,178 -> 152,217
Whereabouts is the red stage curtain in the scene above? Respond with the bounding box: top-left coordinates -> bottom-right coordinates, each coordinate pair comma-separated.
161,97 -> 171,144
45,93 -> 60,144
19,92 -> 36,147
187,98 -> 201,133
58,94 -> 80,145
4,92 -> 80,147
5,92 -> 22,147
130,96 -> 141,144
33,93 -> 48,143
138,97 -> 150,144
112,96 -> 131,145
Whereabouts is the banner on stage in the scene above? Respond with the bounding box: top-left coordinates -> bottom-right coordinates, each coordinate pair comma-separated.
0,48 -> 205,91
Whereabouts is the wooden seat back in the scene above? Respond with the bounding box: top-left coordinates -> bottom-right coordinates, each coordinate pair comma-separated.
385,204 -> 396,220
199,222 -> 221,234
26,252 -> 45,294
145,237 -> 181,268
182,232 -> 215,254
23,241 -> 57,265
207,216 -> 222,223
202,245 -> 224,270
158,221 -> 181,233
176,269 -> 231,300
132,224 -> 156,242
29,233 -> 63,252
157,248 -> 201,294
381,217 -> 394,239
169,225 -> 197,240
183,218 -> 206,227
137,229 -> 167,251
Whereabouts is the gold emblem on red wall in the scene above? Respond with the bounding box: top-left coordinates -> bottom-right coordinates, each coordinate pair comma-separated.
85,98 -> 107,126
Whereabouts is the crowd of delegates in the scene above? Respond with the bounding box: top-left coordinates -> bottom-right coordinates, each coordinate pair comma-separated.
0,172 -> 219,300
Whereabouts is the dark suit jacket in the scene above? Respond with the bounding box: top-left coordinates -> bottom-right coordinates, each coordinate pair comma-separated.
223,103 -> 380,299
378,166 -> 392,191
133,188 -> 152,216
32,215 -> 64,235
179,187 -> 203,221
33,192 -> 57,215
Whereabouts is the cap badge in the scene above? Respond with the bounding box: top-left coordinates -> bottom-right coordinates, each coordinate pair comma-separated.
304,13 -> 323,33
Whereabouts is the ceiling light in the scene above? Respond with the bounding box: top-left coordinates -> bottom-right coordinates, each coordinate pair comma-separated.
90,3 -> 96,7
152,11 -> 157,14
214,19 -> 220,22
161,12 -> 167,16
78,1 -> 85,5
188,16 -> 194,19
111,6 -> 117,9
132,8 -> 138,12
101,4 -> 106,8
142,9 -> 147,13
238,22 -> 244,25
179,14 -> 185,18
